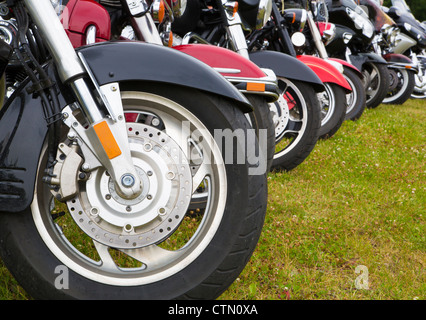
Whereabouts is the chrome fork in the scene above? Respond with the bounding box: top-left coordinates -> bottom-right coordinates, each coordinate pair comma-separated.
122,0 -> 163,45
222,0 -> 250,59
23,0 -> 142,199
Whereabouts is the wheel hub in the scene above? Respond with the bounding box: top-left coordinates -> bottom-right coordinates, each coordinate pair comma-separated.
388,69 -> 399,91
67,122 -> 193,249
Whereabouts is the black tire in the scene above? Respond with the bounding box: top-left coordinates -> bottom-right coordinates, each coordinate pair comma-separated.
363,62 -> 390,109
318,83 -> 347,139
186,95 -> 274,216
0,84 -> 267,300
246,95 -> 275,172
271,78 -> 321,171
383,68 -> 415,105
343,67 -> 366,121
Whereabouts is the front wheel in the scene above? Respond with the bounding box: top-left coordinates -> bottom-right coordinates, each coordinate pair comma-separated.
382,68 -> 415,105
246,95 -> 275,172
0,84 -> 267,300
411,55 -> 426,99
343,67 -> 366,121
363,62 -> 390,109
317,83 -> 347,139
270,78 -> 321,171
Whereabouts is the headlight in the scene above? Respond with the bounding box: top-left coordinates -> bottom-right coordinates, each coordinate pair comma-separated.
346,7 -> 374,39
404,22 -> 412,32
343,32 -> 353,44
291,32 -> 306,47
380,25 -> 400,47
255,0 -> 272,30
317,22 -> 336,45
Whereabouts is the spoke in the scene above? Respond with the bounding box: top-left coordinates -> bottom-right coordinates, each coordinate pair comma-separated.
159,113 -> 190,158
121,245 -> 181,269
370,68 -> 378,82
93,240 -> 120,271
283,118 -> 302,135
192,162 -> 211,194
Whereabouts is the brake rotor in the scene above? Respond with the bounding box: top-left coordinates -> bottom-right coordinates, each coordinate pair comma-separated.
67,122 -> 193,249
270,94 -> 290,141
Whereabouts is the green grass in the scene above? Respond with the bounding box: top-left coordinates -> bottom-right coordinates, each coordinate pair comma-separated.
220,99 -> 425,300
0,99 -> 424,300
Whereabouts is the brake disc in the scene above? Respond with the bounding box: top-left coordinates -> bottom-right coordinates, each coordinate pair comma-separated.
66,122 -> 193,249
270,94 -> 290,141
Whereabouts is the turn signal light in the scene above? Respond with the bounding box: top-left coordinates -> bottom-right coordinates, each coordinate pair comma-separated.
152,0 -> 165,23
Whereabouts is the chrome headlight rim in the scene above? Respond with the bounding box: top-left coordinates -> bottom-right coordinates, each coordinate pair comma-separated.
322,22 -> 336,45
381,24 -> 400,47
346,6 -> 374,39
173,0 -> 187,18
255,0 -> 273,30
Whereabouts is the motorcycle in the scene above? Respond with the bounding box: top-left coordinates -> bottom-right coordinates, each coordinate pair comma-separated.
322,0 -> 390,109
0,0 -> 269,299
248,0 -> 355,139
355,0 -> 417,105
277,0 -> 367,121
171,0 -> 327,171
96,0 -> 279,172
383,0 -> 426,99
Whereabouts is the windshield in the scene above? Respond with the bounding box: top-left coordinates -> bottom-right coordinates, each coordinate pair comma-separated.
391,0 -> 411,14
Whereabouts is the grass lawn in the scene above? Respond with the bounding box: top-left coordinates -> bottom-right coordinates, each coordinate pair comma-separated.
1,99 -> 424,300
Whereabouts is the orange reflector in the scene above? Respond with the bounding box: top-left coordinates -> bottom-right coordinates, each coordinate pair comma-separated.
158,0 -> 165,23
247,82 -> 266,92
168,32 -> 174,47
93,121 -> 122,159
292,13 -> 296,24
405,65 -> 412,69
232,2 -> 239,16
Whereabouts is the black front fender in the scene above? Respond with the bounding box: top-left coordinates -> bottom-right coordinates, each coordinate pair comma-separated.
349,52 -> 388,72
383,53 -> 418,73
0,41 -> 254,213
249,51 -> 324,92
78,41 -> 252,112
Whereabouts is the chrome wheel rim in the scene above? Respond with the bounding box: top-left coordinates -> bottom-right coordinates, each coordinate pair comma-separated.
318,83 -> 336,126
271,78 -> 309,159
343,73 -> 358,115
363,63 -> 382,105
32,91 -> 228,286
383,68 -> 409,103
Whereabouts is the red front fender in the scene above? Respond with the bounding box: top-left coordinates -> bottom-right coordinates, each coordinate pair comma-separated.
382,53 -> 412,64
327,58 -> 363,79
297,55 -> 352,92
173,44 -> 267,78
63,0 -> 111,48
174,44 -> 280,101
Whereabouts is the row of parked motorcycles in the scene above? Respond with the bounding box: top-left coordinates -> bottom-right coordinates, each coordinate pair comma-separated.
0,0 -> 423,300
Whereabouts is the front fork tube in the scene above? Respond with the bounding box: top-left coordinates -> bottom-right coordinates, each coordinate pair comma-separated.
306,11 -> 328,59
305,11 -> 344,73
24,0 -> 142,198
222,5 -> 250,59
226,23 -> 250,59
129,13 -> 163,45
120,0 -> 163,45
